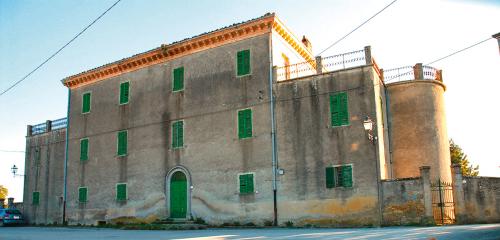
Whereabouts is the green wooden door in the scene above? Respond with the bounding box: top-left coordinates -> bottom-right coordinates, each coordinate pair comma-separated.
170,171 -> 187,218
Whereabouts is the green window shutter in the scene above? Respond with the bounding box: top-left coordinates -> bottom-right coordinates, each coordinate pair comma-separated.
173,67 -> 184,91
32,191 -> 40,205
172,121 -> 184,148
116,183 -> 127,201
339,92 -> 349,125
120,82 -> 130,104
79,187 -> 88,203
325,167 -> 335,188
117,131 -> 128,156
341,165 -> 353,187
330,92 -> 349,126
237,50 -> 250,76
80,139 -> 89,161
82,92 -> 91,113
239,174 -> 254,194
238,109 -> 252,139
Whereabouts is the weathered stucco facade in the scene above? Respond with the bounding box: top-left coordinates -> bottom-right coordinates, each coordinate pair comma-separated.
23,124 -> 66,224
23,13 -> 497,227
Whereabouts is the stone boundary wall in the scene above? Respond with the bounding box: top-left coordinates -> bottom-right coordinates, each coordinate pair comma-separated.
381,167 -> 434,226
462,176 -> 500,223
381,177 -> 425,225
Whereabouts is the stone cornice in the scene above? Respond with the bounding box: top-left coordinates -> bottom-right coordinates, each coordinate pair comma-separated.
63,14 -> 314,89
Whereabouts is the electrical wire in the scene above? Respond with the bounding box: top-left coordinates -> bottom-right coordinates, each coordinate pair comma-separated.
0,150 -> 25,153
425,37 -> 492,66
317,0 -> 398,56
0,0 -> 122,97
386,36 -> 493,81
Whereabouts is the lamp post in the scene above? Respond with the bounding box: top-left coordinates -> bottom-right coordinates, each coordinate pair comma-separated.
11,165 -> 24,178
363,116 -> 377,144
363,116 -> 382,226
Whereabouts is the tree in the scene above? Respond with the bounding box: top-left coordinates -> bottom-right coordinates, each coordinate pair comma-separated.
449,139 -> 479,177
0,185 -> 7,199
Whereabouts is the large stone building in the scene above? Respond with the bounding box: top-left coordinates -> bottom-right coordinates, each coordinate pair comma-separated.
25,13 -> 492,227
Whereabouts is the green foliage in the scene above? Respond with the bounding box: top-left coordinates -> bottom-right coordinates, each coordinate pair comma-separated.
449,139 -> 479,176
0,185 -> 8,200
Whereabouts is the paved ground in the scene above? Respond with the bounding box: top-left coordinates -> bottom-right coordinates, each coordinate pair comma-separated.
0,224 -> 499,240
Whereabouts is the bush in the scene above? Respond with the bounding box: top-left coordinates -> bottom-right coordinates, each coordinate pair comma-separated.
284,221 -> 294,228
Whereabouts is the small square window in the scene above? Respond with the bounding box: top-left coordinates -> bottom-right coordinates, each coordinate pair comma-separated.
326,165 -> 353,188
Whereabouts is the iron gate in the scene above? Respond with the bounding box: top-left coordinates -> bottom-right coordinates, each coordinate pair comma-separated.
431,181 -> 455,225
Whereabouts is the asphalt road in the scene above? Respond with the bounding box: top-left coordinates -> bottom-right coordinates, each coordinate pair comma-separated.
0,224 -> 499,240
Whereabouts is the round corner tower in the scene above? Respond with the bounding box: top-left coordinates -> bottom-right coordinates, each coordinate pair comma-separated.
386,64 -> 451,182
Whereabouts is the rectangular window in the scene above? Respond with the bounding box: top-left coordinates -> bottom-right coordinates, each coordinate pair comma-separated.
82,92 -> 91,114
172,121 -> 184,149
325,165 -> 353,188
237,49 -> 250,76
330,92 -> 349,127
173,67 -> 184,91
78,187 -> 88,203
239,173 -> 254,194
80,138 -> 89,161
119,82 -> 130,104
117,130 -> 128,156
116,183 -> 127,201
238,109 -> 252,139
32,191 -> 40,205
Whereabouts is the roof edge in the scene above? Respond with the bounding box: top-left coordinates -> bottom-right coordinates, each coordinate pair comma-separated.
62,13 -> 313,89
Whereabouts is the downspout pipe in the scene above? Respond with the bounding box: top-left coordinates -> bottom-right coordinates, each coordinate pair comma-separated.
268,34 -> 279,226
62,88 -> 71,225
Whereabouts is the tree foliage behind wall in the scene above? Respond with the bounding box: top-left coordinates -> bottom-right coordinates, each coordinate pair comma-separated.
0,185 -> 7,200
450,139 -> 479,177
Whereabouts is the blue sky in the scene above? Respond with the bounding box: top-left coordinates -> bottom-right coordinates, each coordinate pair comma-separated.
1,0 -> 499,200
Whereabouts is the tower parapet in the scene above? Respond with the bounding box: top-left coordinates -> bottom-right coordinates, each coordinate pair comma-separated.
385,64 -> 451,182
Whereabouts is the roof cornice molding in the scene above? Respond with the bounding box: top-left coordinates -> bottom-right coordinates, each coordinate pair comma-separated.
63,14 -> 313,89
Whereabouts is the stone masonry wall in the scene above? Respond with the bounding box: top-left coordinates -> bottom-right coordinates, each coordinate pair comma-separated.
462,177 -> 500,223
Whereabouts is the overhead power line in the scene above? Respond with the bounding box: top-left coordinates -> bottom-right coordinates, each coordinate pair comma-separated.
317,0 -> 398,56
0,0 -> 122,97
387,36 -> 493,81
425,37 -> 492,65
0,150 -> 25,153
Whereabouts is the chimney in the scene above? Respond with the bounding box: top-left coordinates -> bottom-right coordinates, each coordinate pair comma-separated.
302,35 -> 313,53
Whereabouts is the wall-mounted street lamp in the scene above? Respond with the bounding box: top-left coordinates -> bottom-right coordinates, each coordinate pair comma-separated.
363,116 -> 377,144
11,165 -> 24,178
493,32 -> 500,55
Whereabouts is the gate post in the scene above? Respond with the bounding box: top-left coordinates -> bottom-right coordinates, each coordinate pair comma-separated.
451,164 -> 466,224
420,166 -> 434,225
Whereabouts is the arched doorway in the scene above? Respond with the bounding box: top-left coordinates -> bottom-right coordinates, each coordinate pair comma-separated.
167,167 -> 191,219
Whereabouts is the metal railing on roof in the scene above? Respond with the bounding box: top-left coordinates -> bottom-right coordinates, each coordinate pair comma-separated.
28,117 -> 67,136
275,46 -> 376,82
383,64 -> 443,84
